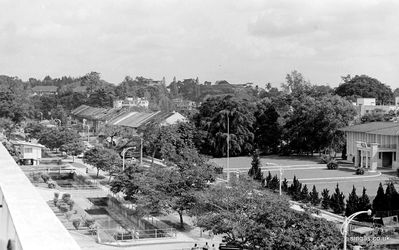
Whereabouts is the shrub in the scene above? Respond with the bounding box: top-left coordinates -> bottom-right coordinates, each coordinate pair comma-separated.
54,192 -> 59,199
320,154 -> 331,164
214,166 -> 223,175
47,180 -> 56,189
53,198 -> 58,206
327,160 -> 338,170
59,204 -> 69,213
356,168 -> 365,175
62,193 -> 71,203
41,173 -> 50,183
66,200 -> 75,211
72,219 -> 81,230
85,218 -> 95,227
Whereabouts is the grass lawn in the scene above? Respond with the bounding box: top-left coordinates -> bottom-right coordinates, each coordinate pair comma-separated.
210,155 -> 319,169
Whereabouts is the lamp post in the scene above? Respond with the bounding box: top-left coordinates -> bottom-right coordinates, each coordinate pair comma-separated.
279,167 -> 283,196
226,114 -> 230,183
340,209 -> 372,250
85,124 -> 90,143
140,137 -> 143,166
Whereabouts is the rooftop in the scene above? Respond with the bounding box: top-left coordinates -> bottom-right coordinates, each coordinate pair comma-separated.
340,122 -> 399,136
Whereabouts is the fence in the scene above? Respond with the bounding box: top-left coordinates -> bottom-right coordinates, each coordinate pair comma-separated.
97,228 -> 176,243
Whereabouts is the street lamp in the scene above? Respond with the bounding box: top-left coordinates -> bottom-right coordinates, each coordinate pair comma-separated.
279,167 -> 283,196
226,114 -> 230,183
340,209 -> 372,250
84,124 -> 90,143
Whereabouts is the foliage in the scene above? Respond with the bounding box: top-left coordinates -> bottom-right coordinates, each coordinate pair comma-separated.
110,149 -> 216,228
372,183 -> 385,215
356,168 -> 365,175
335,75 -> 394,105
253,100 -> 281,154
41,173 -> 50,183
263,171 -> 272,188
47,180 -> 56,189
282,178 -> 288,192
300,184 -> 310,203
321,188 -> 330,209
345,186 -> 360,217
310,185 -> 321,206
72,219 -> 81,230
194,95 -> 255,157
38,127 -> 80,150
327,160 -> 338,170
195,178 -> 342,249
269,175 -> 279,191
83,147 -> 122,177
357,187 -> 372,221
248,150 -> 263,181
330,184 -> 345,214
60,141 -> 85,162
288,176 -> 302,201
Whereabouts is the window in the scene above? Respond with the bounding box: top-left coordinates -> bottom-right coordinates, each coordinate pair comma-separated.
379,152 -> 382,159
24,147 -> 32,153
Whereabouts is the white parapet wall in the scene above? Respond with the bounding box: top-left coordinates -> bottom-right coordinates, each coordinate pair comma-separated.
0,143 -> 81,250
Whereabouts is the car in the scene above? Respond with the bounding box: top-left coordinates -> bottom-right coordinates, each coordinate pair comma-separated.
77,153 -> 84,158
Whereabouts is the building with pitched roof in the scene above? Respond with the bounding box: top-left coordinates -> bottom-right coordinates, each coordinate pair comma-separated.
31,85 -> 58,96
340,122 -> 399,171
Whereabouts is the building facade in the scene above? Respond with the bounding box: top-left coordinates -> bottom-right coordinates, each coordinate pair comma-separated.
341,122 -> 399,171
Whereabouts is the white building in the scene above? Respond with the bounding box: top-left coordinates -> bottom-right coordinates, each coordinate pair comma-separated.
113,97 -> 149,109
11,141 -> 44,165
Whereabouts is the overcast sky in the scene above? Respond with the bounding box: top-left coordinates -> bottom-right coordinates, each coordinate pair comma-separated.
0,0 -> 398,88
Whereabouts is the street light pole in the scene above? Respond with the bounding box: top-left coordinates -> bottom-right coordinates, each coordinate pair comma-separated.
226,114 -> 230,183
340,209 -> 372,250
279,167 -> 283,196
140,138 -> 143,166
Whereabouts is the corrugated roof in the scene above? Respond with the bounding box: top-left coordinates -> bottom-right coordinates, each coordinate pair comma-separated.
340,122 -> 399,136
108,111 -> 159,128
340,122 -> 399,133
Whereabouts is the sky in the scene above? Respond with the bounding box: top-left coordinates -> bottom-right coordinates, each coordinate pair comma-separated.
0,0 -> 398,88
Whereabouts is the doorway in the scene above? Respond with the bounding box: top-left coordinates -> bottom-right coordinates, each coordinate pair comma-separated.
382,152 -> 393,168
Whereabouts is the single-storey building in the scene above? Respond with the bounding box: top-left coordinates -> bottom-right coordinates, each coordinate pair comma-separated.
31,85 -> 58,96
11,140 -> 44,165
341,122 -> 399,171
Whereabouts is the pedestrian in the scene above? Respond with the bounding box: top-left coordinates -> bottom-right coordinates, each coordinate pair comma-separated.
203,242 -> 209,250
211,243 -> 216,250
191,243 -> 199,250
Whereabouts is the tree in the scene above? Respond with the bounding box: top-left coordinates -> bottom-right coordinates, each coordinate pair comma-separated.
194,95 -> 255,157
345,186 -> 360,216
111,149 -> 215,228
282,178 -> 288,192
253,100 -> 281,154
83,147 -> 122,177
300,184 -> 310,203
385,182 -> 399,212
335,75 -> 393,105
264,171 -> 272,188
98,124 -> 127,148
310,185 -> 321,206
373,183 -> 386,216
358,187 -> 372,221
288,176 -> 302,200
321,188 -> 330,209
269,175 -> 279,191
248,150 -> 263,181
60,141 -> 85,162
0,118 -> 15,139
86,88 -> 114,108
330,184 -> 345,214
196,178 -> 342,249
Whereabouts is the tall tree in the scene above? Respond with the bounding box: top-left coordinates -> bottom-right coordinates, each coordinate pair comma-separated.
373,183 -> 386,216
358,187 -> 372,221
248,150 -> 263,181
345,186 -> 360,216
310,185 -> 321,206
83,147 -> 122,177
253,100 -> 281,154
335,75 -> 393,105
321,188 -> 330,209
330,184 -> 345,214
